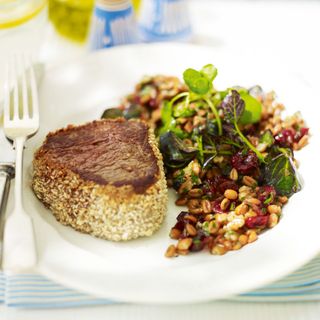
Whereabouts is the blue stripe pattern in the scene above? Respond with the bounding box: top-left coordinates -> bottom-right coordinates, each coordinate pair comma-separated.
1,254 -> 319,308
233,254 -> 320,302
4,275 -> 115,309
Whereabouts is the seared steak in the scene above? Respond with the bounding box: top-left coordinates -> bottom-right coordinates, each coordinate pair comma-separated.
32,119 -> 167,241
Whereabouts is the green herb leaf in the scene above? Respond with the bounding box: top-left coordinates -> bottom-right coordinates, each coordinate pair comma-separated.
158,100 -> 187,138
220,90 -> 245,123
238,91 -> 262,125
260,130 -> 274,147
124,104 -> 143,119
263,147 -> 301,197
220,90 -> 265,162
159,101 -> 173,134
173,100 -> 195,118
101,108 -> 124,119
183,68 -> 210,95
200,64 -> 218,82
196,135 -> 204,165
263,193 -> 274,205
159,132 -> 197,168
204,97 -> 223,135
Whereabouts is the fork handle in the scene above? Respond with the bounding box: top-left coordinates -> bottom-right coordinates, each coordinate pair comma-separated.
14,136 -> 26,211
0,164 -> 14,265
0,165 -> 15,217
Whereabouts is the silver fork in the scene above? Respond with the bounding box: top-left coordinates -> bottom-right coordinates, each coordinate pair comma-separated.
2,56 -> 39,272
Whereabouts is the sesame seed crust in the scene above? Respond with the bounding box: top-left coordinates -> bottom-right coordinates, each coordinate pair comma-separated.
32,120 -> 168,241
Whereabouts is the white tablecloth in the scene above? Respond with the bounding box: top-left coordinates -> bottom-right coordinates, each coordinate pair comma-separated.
1,0 -> 320,319
2,301 -> 320,320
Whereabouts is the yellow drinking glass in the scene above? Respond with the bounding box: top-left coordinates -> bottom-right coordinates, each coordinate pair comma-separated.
132,0 -> 141,12
48,0 -> 94,42
0,0 -> 47,28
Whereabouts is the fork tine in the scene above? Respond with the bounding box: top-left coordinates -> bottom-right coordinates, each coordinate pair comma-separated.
25,56 -> 39,122
3,62 -> 10,124
19,56 -> 29,119
12,56 -> 20,120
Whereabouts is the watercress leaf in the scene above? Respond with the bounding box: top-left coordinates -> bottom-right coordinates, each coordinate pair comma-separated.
220,90 -> 245,123
183,68 -> 199,81
170,126 -> 188,139
260,130 -> 274,147
196,135 -> 204,165
262,147 -> 301,197
183,68 -> 201,88
206,119 -> 219,137
212,90 -> 228,106
192,77 -> 210,95
173,101 -> 195,118
183,68 -> 210,95
101,108 -> 124,119
222,124 -> 241,142
159,132 -> 197,168
238,91 -> 262,125
124,104 -> 143,119
158,101 -> 188,138
200,64 -> 218,82
221,94 -> 265,162
158,101 -> 173,134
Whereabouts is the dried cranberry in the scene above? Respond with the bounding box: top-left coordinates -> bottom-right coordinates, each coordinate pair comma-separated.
190,230 -> 207,252
275,129 -> 295,147
176,211 -> 188,222
294,127 -> 309,143
251,205 -> 267,216
202,179 -> 216,195
203,236 -> 214,249
219,180 -> 239,193
257,185 -> 276,204
245,215 -> 269,228
133,95 -> 141,105
173,220 -> 185,231
203,176 -> 238,197
231,150 -> 259,174
148,98 -> 157,109
211,200 -> 226,214
300,127 -> 309,137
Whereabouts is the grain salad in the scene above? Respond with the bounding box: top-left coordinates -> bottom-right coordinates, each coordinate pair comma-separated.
101,64 -> 309,257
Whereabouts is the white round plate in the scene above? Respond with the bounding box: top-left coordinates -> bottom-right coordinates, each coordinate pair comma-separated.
24,43 -> 320,304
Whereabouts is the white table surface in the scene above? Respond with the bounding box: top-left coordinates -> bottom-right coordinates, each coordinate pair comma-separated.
1,0 -> 320,319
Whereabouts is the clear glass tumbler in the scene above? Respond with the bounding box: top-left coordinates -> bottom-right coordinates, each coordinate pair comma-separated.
0,0 -> 48,100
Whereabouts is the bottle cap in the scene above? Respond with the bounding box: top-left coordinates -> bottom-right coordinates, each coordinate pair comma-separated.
95,0 -> 132,11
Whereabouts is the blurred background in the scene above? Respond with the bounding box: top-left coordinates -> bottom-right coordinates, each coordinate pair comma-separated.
0,0 -> 319,92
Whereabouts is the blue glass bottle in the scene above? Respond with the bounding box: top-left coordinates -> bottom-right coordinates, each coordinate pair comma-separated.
89,0 -> 138,50
138,0 -> 192,42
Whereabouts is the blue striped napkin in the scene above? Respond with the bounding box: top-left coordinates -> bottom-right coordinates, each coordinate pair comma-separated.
0,272 -> 5,304
1,254 -> 319,308
235,254 -> 320,302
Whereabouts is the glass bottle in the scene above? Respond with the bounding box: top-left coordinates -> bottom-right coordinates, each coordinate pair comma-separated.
48,0 -> 94,43
138,0 -> 192,42
89,0 -> 138,50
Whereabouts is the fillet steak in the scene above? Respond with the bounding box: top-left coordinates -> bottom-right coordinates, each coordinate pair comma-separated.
32,118 -> 168,241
